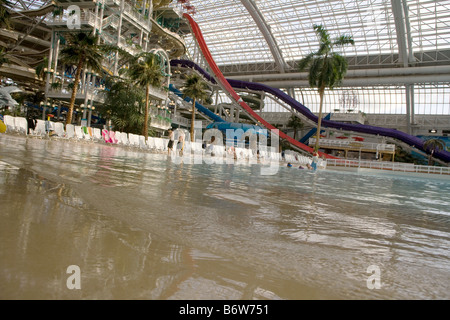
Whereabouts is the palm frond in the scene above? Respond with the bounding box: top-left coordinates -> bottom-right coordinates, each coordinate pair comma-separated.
126,52 -> 164,88
182,74 -> 209,101
333,35 -> 355,47
313,24 -> 331,46
299,25 -> 354,92
298,52 -> 315,71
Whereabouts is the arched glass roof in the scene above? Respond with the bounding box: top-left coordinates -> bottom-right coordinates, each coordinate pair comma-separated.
181,0 -> 450,73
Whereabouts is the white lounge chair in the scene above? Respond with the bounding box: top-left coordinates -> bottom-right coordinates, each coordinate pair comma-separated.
3,115 -> 16,132
93,128 -> 102,141
147,137 -> 156,150
138,135 -> 147,149
66,124 -> 75,139
129,133 -> 139,147
31,120 -> 47,137
53,122 -> 65,138
15,117 -> 28,135
161,138 -> 169,151
74,126 -> 85,140
154,138 -> 162,151
116,132 -> 128,145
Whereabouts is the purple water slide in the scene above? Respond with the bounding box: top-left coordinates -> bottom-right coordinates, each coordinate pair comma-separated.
171,59 -> 450,164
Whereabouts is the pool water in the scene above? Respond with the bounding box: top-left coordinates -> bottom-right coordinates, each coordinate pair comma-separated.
0,134 -> 449,299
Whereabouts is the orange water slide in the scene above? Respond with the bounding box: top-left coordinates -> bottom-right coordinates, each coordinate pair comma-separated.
182,13 -> 337,159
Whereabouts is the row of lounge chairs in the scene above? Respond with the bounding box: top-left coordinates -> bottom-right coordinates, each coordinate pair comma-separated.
2,115 -> 170,152
2,115 -> 312,164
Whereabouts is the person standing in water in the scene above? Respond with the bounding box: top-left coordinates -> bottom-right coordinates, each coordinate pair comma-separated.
311,152 -> 319,171
167,129 -> 174,155
177,131 -> 185,156
206,136 -> 216,157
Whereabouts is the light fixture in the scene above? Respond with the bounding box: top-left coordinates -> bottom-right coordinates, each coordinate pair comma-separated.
429,129 -> 438,134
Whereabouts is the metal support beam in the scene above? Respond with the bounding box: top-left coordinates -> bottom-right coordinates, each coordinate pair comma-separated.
391,0 -> 411,67
114,0 -> 125,76
226,65 -> 450,85
405,84 -> 412,135
240,0 -> 287,73
402,0 -> 416,65
44,30 -> 55,120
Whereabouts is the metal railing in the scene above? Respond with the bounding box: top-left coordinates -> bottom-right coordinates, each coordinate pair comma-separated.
102,15 -> 119,29
326,159 -> 450,175
118,36 -> 142,55
310,138 -> 396,152
170,114 -> 190,127
47,11 -> 101,27
123,2 -> 151,30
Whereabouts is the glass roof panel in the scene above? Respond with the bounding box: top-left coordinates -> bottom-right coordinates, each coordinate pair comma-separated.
181,0 -> 274,65
408,0 -> 450,51
185,0 -> 450,69
257,0 -> 396,60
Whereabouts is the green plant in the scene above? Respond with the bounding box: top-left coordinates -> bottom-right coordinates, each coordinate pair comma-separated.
98,80 -> 147,134
287,114 -> 304,140
125,52 -> 164,139
60,31 -> 121,125
182,73 -> 209,142
0,0 -> 13,29
52,8 -> 62,17
51,82 -> 62,90
298,25 -> 354,152
424,138 -> 446,166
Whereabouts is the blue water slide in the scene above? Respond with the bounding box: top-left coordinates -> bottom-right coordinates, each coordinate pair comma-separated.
206,122 -> 267,136
299,113 -> 331,144
170,59 -> 450,164
169,84 -> 226,123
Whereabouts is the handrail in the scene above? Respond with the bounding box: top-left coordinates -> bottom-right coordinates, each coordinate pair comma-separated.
47,11 -> 101,27
326,159 -> 450,175
309,138 -> 396,152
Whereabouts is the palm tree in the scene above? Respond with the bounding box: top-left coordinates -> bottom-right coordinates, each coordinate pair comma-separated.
424,138 -> 446,166
287,114 -> 304,140
126,52 -> 163,139
182,73 -> 209,142
60,31 -> 118,125
298,25 -> 354,152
